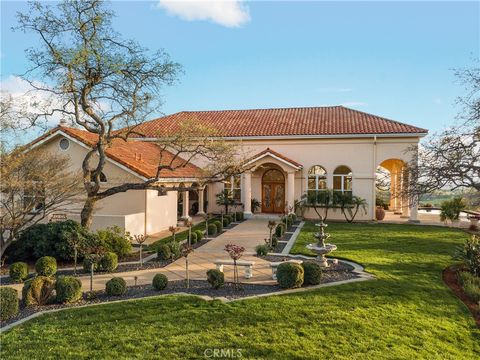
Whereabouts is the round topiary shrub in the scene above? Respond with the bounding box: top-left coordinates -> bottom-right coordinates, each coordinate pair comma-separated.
275,224 -> 285,238
302,261 -> 322,285
83,255 -> 100,273
223,218 -> 230,227
236,212 -> 244,221
9,262 -> 28,282
276,262 -> 304,289
213,220 -> 223,233
189,232 -> 198,245
157,244 -> 171,260
152,273 -> 168,291
195,229 -> 204,241
100,252 -> 118,272
0,287 -> 19,321
105,277 -> 127,296
35,256 -> 57,277
255,244 -> 269,257
23,276 -> 55,306
207,223 -> 217,237
207,269 -> 224,289
56,276 -> 82,303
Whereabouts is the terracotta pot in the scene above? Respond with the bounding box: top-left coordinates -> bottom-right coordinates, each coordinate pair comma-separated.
375,207 -> 386,221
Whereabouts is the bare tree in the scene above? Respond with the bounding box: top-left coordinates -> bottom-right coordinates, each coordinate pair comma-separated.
0,148 -> 82,257
15,1 -> 246,229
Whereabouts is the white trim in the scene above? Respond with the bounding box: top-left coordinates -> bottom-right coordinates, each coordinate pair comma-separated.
29,131 -> 149,181
154,177 -> 200,183
244,152 -> 302,170
139,132 -> 427,142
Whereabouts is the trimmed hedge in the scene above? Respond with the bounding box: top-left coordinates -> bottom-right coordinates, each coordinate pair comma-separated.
213,220 -> 223,233
207,269 -> 224,289
222,218 -> 230,227
189,232 -> 198,245
276,262 -> 304,289
302,261 -> 322,285
195,230 -> 204,242
100,252 -> 118,272
0,287 -> 19,321
207,223 -> 217,237
9,262 -> 28,282
35,256 -> 57,277
152,273 -> 168,291
157,244 -> 171,260
275,224 -> 285,238
83,255 -> 100,273
56,276 -> 82,303
105,277 -> 127,296
23,276 -> 55,306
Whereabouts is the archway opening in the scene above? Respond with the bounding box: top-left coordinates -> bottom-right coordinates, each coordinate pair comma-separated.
376,159 -> 409,217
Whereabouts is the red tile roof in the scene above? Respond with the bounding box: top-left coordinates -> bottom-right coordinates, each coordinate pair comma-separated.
247,148 -> 303,169
34,127 -> 203,179
132,106 -> 428,138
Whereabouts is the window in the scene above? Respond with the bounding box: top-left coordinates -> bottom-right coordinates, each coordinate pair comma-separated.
23,183 -> 45,214
90,172 -> 107,183
224,175 -> 241,202
307,165 -> 327,192
333,165 -> 352,200
59,138 -> 70,150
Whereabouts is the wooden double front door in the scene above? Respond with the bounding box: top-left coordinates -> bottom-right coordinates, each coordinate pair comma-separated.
262,169 -> 285,213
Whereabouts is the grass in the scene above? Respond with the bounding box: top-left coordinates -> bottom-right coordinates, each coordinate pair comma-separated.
2,223 -> 479,359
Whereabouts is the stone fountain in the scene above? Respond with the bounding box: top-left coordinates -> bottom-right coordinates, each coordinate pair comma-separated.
306,220 -> 337,267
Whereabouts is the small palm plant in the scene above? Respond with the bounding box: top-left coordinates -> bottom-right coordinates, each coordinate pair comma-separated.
224,243 -> 245,290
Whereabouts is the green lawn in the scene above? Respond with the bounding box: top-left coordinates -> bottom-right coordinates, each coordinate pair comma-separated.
2,223 -> 479,359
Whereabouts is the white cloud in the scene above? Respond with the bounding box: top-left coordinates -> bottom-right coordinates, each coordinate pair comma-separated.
340,101 -> 367,107
157,0 -> 250,27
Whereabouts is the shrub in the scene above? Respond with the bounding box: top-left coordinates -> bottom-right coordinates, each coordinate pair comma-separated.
455,235 -> 480,276
223,217 -> 230,227
276,262 -> 304,289
213,220 -> 223,233
9,262 -> 28,282
440,197 -> 466,222
275,224 -> 285,238
157,244 -> 171,260
195,229 -> 204,241
100,252 -> 118,272
463,282 -> 480,304
188,232 -> 198,245
255,244 -> 269,257
96,226 -> 132,258
271,235 -> 279,249
302,261 -> 322,285
207,269 -> 224,289
0,287 -> 19,321
169,241 -> 181,259
236,212 -> 244,221
105,277 -> 127,296
152,273 -> 168,291
83,254 -> 101,273
35,256 -> 57,277
23,276 -> 55,306
207,223 -> 217,237
56,276 -> 82,303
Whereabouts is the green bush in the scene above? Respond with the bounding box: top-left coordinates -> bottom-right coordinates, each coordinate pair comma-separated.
223,217 -> 230,227
96,226 -> 132,258
35,256 -> 57,277
225,215 -> 233,223
213,220 -> 223,233
188,232 -> 198,245
5,220 -> 90,261
276,262 -> 304,289
169,241 -> 181,259
236,212 -> 244,221
157,244 -> 171,260
302,261 -> 322,285
207,269 -> 224,289
207,223 -> 217,237
255,244 -> 269,257
0,287 -> 19,321
83,255 -> 101,273
275,224 -> 285,238
152,273 -> 168,291
9,262 -> 28,282
195,229 -> 204,241
56,276 -> 82,303
271,235 -> 279,248
105,277 -> 127,296
440,197 -> 466,222
23,276 -> 55,306
100,252 -> 118,272
455,235 -> 480,276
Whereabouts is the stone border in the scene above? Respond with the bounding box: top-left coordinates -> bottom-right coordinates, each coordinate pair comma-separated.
1,258 -> 373,333
279,221 -> 304,255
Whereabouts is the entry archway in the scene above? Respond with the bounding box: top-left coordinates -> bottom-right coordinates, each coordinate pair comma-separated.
376,159 -> 409,216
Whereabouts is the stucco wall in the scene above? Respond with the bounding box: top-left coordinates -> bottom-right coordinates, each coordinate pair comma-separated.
145,190 -> 178,234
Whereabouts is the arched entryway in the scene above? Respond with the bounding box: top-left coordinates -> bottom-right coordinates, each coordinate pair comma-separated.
262,169 -> 285,213
376,159 -> 409,216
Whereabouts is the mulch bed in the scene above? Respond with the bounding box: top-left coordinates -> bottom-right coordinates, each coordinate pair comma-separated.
272,242 -> 287,253
443,266 -> 480,327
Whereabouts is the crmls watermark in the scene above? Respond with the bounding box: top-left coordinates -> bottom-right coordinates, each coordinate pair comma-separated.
204,348 -> 243,358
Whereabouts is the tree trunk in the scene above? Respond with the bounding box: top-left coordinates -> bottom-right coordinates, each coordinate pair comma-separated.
81,197 -> 97,229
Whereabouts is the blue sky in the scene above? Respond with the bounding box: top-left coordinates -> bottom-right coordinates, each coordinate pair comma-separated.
1,1 -> 479,133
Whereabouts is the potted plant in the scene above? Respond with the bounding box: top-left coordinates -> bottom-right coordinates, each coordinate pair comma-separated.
375,206 -> 386,221
251,198 -> 261,213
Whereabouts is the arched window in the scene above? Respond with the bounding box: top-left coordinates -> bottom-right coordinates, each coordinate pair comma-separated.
307,166 -> 327,194
90,172 -> 107,183
333,166 -> 352,199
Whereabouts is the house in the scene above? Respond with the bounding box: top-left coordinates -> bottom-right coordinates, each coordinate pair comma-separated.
28,106 -> 428,236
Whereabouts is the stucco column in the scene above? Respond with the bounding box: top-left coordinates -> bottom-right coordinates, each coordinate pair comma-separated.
243,171 -> 252,218
287,171 -> 295,213
197,187 -> 205,216
182,191 -> 190,219
408,196 -> 419,223
400,167 -> 410,218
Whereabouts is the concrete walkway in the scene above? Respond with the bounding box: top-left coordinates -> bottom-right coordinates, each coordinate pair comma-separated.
5,218 -> 276,296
